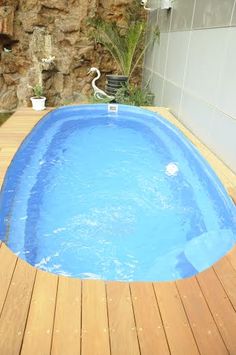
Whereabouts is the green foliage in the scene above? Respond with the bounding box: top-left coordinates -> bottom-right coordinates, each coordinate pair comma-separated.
90,18 -> 159,79
115,84 -> 154,106
126,0 -> 145,22
88,95 -> 113,104
32,84 -> 44,98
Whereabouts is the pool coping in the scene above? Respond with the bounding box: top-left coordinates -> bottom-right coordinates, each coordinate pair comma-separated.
0,106 -> 236,354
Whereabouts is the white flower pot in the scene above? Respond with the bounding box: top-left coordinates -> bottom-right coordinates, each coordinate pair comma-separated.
30,97 -> 46,111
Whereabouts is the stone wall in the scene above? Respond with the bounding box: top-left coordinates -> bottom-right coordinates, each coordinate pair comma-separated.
0,0 -> 141,111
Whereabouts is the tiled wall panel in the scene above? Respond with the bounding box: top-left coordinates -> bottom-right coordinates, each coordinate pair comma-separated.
171,0 -> 195,31
143,0 -> 236,173
193,0 -> 235,29
184,28 -> 229,104
165,31 -> 190,86
216,27 -> 236,119
153,33 -> 169,77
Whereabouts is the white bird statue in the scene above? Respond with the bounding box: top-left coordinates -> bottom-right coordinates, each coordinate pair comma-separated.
140,0 -> 152,11
3,47 -> 12,53
88,67 -> 114,101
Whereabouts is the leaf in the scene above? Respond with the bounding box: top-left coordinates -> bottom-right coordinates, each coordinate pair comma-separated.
91,18 -> 159,78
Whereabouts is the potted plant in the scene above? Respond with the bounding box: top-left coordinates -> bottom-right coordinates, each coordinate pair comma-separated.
91,18 -> 158,96
30,84 -> 46,111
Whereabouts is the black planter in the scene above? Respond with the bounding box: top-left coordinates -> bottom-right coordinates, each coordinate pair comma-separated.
106,75 -> 128,96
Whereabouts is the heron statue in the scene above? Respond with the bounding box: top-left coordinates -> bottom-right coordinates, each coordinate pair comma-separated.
88,67 -> 114,101
140,0 -> 151,11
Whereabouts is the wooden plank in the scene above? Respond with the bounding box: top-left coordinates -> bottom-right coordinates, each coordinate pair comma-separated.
228,246 -> 236,271
106,282 -> 140,355
228,187 -> 236,204
130,282 -> 170,355
214,257 -> 236,310
0,258 -> 36,355
197,268 -> 236,354
153,282 -> 199,355
0,244 -> 17,314
177,277 -> 228,355
81,280 -> 110,355
21,270 -> 58,355
51,276 -> 81,355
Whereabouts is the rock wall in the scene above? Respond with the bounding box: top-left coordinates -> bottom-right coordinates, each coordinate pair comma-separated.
0,0 -> 142,111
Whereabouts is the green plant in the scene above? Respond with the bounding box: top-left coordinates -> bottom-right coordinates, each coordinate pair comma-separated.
90,19 -> 159,79
115,83 -> 154,106
88,95 -> 113,104
32,84 -> 44,98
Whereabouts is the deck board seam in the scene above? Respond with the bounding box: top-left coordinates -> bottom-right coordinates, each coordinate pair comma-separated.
212,266 -> 236,313
49,276 -> 59,355
79,279 -> 83,355
0,255 -> 18,318
128,283 -> 142,355
19,268 -> 38,355
152,283 -> 171,355
104,283 -> 112,355
174,281 -> 201,355
195,275 -> 230,353
226,255 -> 236,273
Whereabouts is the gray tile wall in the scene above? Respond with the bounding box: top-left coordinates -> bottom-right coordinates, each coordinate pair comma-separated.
143,0 -> 236,173
154,0 -> 236,32
171,0 -> 195,32
231,2 -> 236,25
192,0 -> 235,29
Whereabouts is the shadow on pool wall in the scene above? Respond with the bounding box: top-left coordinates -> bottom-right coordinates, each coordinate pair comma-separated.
0,105 -> 235,282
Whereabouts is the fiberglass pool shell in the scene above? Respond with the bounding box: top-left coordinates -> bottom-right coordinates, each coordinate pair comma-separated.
0,105 -> 235,281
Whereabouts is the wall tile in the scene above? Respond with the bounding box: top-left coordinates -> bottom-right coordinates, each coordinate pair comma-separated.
158,7 -> 172,32
193,0 -> 234,29
184,28 -> 229,104
232,3 -> 236,25
147,0 -> 160,8
152,33 -> 169,76
144,9 -> 159,71
148,7 -> 158,26
145,1 -> 236,173
179,90 -> 215,144
209,109 -> 236,173
170,0 -> 195,32
216,27 -> 236,119
150,73 -> 164,106
162,80 -> 182,116
165,31 -> 190,86
142,67 -> 152,87
143,44 -> 154,70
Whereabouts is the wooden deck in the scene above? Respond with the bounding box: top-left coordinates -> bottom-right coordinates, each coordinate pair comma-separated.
0,107 -> 236,355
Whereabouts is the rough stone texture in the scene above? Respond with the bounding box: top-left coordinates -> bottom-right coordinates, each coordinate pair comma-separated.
0,88 -> 17,110
0,0 -> 143,111
0,6 -> 15,36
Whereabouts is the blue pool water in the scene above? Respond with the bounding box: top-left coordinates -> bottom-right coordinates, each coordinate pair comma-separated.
0,105 -> 235,281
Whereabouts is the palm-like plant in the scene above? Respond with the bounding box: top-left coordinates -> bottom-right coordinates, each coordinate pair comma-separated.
91,19 -> 158,79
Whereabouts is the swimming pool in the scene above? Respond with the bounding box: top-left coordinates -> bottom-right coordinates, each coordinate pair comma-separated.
0,105 -> 235,281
